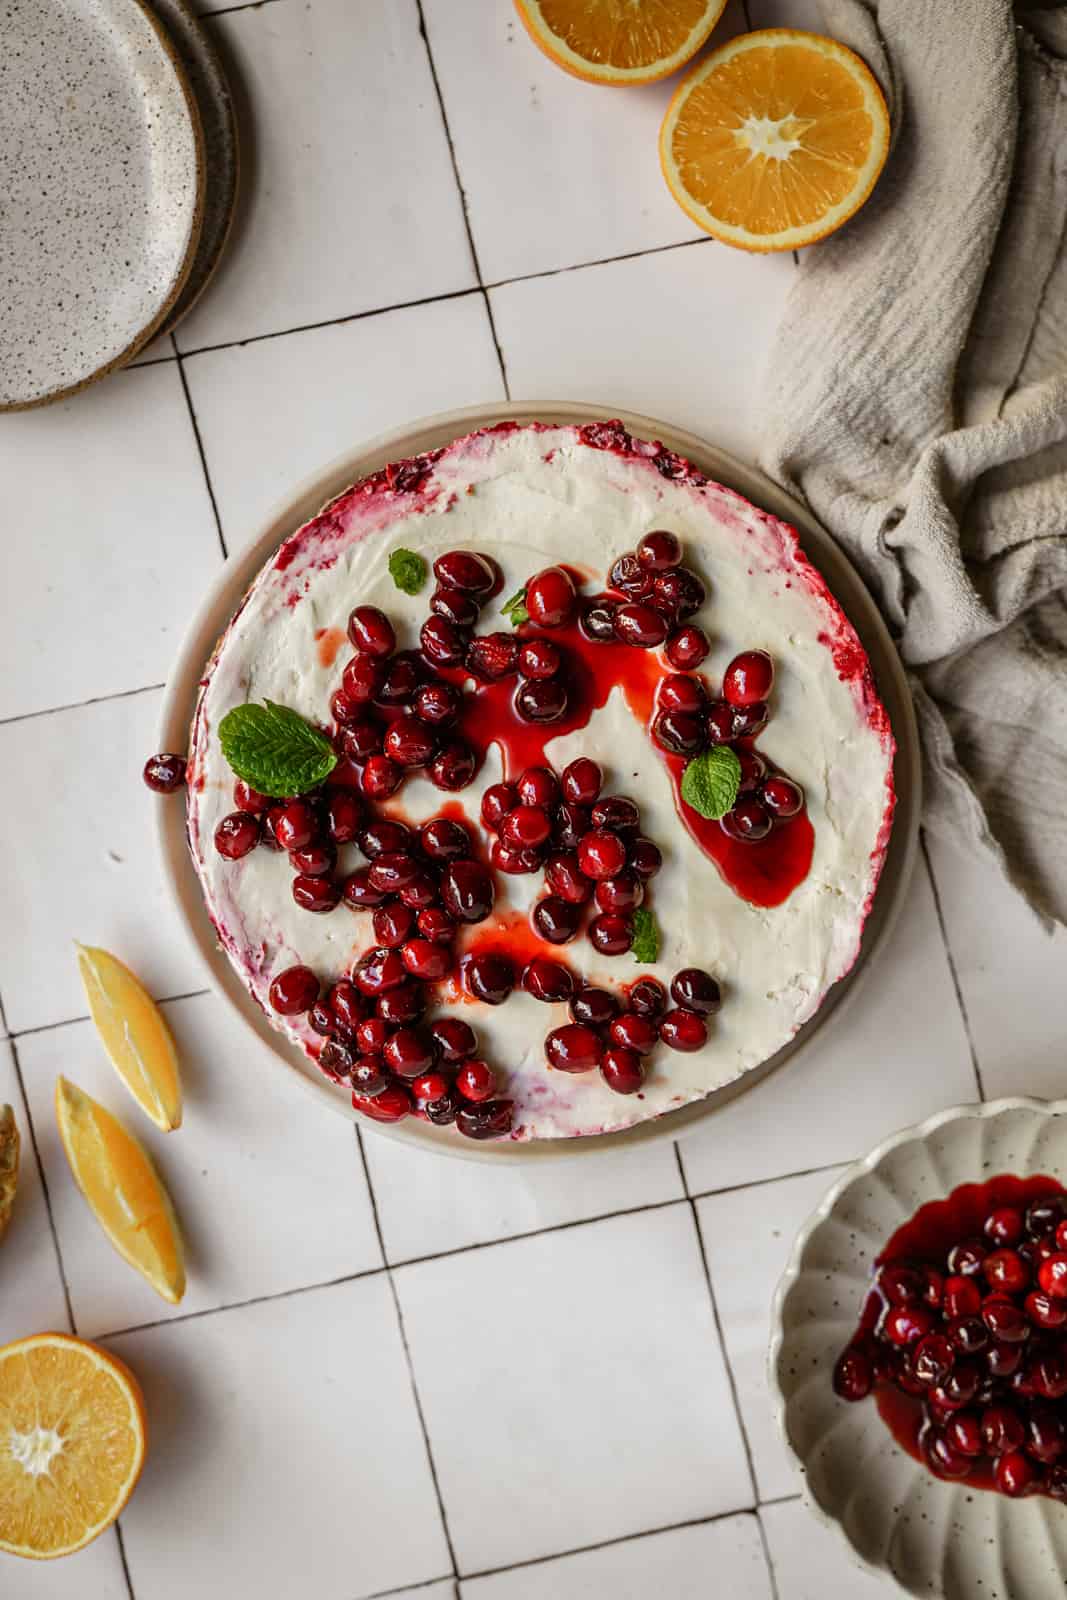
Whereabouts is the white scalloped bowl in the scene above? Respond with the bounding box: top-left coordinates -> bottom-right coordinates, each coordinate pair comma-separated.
770,1098 -> 1067,1600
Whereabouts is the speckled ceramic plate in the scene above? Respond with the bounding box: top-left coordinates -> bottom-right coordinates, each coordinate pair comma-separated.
0,0 -> 205,410
771,1098 -> 1067,1600
148,0 -> 239,336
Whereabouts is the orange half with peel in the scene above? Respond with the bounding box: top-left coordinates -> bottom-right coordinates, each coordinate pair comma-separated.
514,0 -> 728,86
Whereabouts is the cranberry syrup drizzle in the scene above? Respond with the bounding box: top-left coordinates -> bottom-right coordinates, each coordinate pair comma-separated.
448,573 -> 813,910
841,1174 -> 1067,1497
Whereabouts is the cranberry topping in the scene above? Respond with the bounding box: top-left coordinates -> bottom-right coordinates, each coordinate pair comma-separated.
455,1059 -> 495,1102
731,701 -> 770,738
214,812 -> 261,859
429,739 -> 477,790
600,1047 -> 644,1095
456,1099 -> 514,1141
516,765 -> 559,809
652,709 -> 705,757
577,829 -> 627,881
665,626 -> 709,671
580,598 -> 618,642
323,788 -> 361,843
347,605 -> 395,658
342,867 -> 387,909
833,1347 -> 874,1402
319,1039 -> 354,1078
420,615 -> 468,668
329,980 -> 365,1032
762,776 -> 804,818
342,652 -> 384,704
522,957 -> 575,1003
501,805 -> 552,852
433,549 -> 495,596
268,965 -> 319,1015
609,1013 -> 658,1055
544,852 -> 593,905
429,1018 -> 477,1065
289,840 -> 336,878
723,650 -> 774,707
292,874 -> 341,913
658,673 -> 706,715
704,701 -> 735,745
362,754 -> 402,798
482,783 -> 516,831
630,838 -> 663,879
384,716 -> 437,768
613,602 -> 668,650
670,968 -> 721,1015
467,632 -> 519,681
233,779 -> 272,814
353,948 -> 408,995
440,860 -> 494,923
609,553 -> 651,597
627,977 -> 667,1018
143,752 -> 187,793
382,1028 -> 434,1079
417,906 -> 456,944
659,1009 -> 708,1052
401,939 -> 452,981
532,896 -> 581,945
560,757 -> 602,806
553,802 -> 590,849
431,586 -> 479,627
636,529 -> 681,571
570,986 -> 620,1028
413,681 -> 459,727
588,913 -> 633,956
518,639 -> 561,679
545,1024 -> 602,1073
722,798 -> 772,842
594,871 -> 643,915
515,677 -> 569,724
419,817 -> 471,861
525,566 -> 577,629
651,568 -> 705,620
354,1083 -> 412,1123
376,651 -> 423,706
462,952 -> 515,1005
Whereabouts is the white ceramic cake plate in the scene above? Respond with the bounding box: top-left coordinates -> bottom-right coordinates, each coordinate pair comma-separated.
157,401 -> 921,1163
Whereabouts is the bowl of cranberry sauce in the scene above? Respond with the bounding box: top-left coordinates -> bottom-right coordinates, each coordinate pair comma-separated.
771,1099 -> 1067,1600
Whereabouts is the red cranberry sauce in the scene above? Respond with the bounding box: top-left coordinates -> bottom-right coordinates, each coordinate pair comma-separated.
835,1174 -> 1067,1498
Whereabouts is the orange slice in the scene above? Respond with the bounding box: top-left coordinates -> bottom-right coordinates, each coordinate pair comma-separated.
660,29 -> 890,251
514,0 -> 728,86
0,1105 -> 18,1242
0,1332 -> 146,1560
56,1077 -> 185,1305
76,944 -> 182,1132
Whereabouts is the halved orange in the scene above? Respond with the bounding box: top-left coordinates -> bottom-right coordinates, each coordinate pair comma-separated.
0,1104 -> 18,1242
514,0 -> 728,86
660,29 -> 890,251
76,944 -> 183,1132
0,1332 -> 147,1559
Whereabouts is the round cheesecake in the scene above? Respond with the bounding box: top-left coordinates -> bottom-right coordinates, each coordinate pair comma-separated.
186,420 -> 895,1141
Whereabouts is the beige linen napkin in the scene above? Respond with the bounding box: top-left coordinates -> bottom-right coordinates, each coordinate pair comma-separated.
760,0 -> 1067,927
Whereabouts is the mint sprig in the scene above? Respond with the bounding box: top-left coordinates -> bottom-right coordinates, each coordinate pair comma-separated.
681,746 -> 741,821
218,701 -> 337,799
500,586 -> 529,628
388,548 -> 427,596
631,907 -> 660,964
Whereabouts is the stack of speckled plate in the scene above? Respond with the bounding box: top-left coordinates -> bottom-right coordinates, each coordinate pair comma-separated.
0,0 -> 239,411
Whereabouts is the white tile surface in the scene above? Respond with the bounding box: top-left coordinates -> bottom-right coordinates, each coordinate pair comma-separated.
461,1515 -> 772,1598
185,292 -> 505,551
0,1040 -> 69,1344
677,856 -> 978,1195
363,1126 -> 683,1264
176,0 -> 475,351
110,1277 -> 451,1600
0,1534 -> 130,1600
17,991 -> 381,1336
698,1167 -> 845,1500
925,833 -> 1067,1100
422,0 -> 747,282
390,1586 -> 457,1600
491,242 -> 796,462
761,1497 -> 901,1599
0,363 -> 219,719
0,690 -> 205,1034
395,1206 -> 752,1574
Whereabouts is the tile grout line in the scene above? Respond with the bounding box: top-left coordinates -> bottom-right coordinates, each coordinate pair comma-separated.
675,1143 -> 762,1510
357,1129 -> 462,1582
754,1506 -> 784,1600
113,1521 -> 138,1600
9,989 -> 211,1044
414,0 -> 510,400
0,679 -> 165,731
920,832 -> 986,1100
7,1037 -> 77,1333
360,1573 -> 457,1600
174,336 -> 230,560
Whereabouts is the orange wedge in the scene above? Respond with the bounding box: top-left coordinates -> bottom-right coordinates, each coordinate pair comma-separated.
514,0 -> 727,86
660,29 -> 890,251
56,1077 -> 185,1305
76,944 -> 182,1132
0,1105 -> 18,1242
0,1332 -> 147,1559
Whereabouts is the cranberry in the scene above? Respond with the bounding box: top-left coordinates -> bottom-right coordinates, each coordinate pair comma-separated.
400,871 -> 439,910
588,913 -> 633,957
376,652 -> 423,706
982,1298 -> 1030,1342
1057,1220 -> 1067,1251
272,800 -> 316,851
467,632 -> 519,681
532,895 -> 581,944
412,1071 -> 450,1106
349,1056 -> 386,1097
613,602 -> 669,650
362,754 -> 402,798
651,709 -> 703,757
761,776 -> 804,819
413,682 -> 459,729
600,1047 -> 645,1095
609,1013 -> 658,1055
723,650 -> 774,706
933,1359 -> 980,1407
721,799 -> 772,842
293,875 -> 341,913
518,639 -> 562,680
322,788 -> 361,844
331,687 -> 363,727
232,779 -> 271,814
545,852 -> 593,905
1026,1290 -> 1067,1329
347,605 -> 395,658
879,1264 -> 925,1305
329,979 -> 365,1032
354,1017 -> 389,1056
553,802 -> 590,850
515,677 -> 569,724
463,952 -> 515,1005
946,1411 -> 984,1457
987,1340 -> 1024,1378
429,740 -> 477,791
342,720 -> 383,762
652,568 -> 705,620
1028,1196 -> 1067,1237
429,1017 -> 477,1065
268,965 -> 319,1015
359,820 -> 409,858
417,907 -> 455,944
996,1450 -> 1038,1497
419,818 -> 470,861
947,1316 -> 989,1355
456,1099 -> 514,1141
637,529 -> 682,571
627,977 -> 667,1018
1039,1254 -> 1067,1299
1029,1404 -> 1067,1463
921,1266 -> 946,1307
526,566 -> 577,628
670,968 -> 721,1015
379,983 -> 424,1026
143,752 -> 187,793
367,852 -> 421,895
545,1023 -> 602,1073
516,766 -> 559,809
454,1060 -> 494,1101
342,866 -> 387,909
431,586 -> 479,628
883,1305 -> 937,1348
630,838 -> 663,879
589,797 -> 639,834
697,701 -> 731,746
382,1028 -> 433,1079
502,805 -> 552,851
441,860 -> 494,923
577,829 -> 628,880
665,626 -> 709,671
433,549 -> 495,596
260,809 -> 286,851
308,1001 -> 335,1037
319,1038 -> 354,1078
921,1427 -> 973,1480
401,939 -> 452,982
980,1403 -> 1025,1454
570,987 -> 620,1028
1031,1350 -> 1067,1400
289,840 -> 336,878
522,957 -> 575,1003
491,840 -> 542,875
731,702 -> 770,739
354,1083 -> 412,1123
354,948 -> 408,996
580,598 -> 618,642
833,1346 -> 874,1402
482,783 -> 517,830
420,616 -> 467,668
659,1009 -> 708,1052
985,1249 -> 1031,1295
384,716 -> 437,768
342,653 -> 384,704
560,758 -> 602,806
214,812 -> 261,859
948,1238 -> 988,1277
913,1333 -> 955,1386
595,872 -> 644,915
658,674 -> 706,715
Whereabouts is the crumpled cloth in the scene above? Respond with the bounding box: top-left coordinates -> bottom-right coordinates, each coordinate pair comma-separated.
760,0 -> 1067,927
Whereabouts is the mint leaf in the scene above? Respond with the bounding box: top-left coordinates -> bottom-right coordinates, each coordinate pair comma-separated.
388,548 -> 427,596
681,746 -> 741,821
500,586 -> 529,628
631,907 -> 660,964
218,701 -> 337,799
